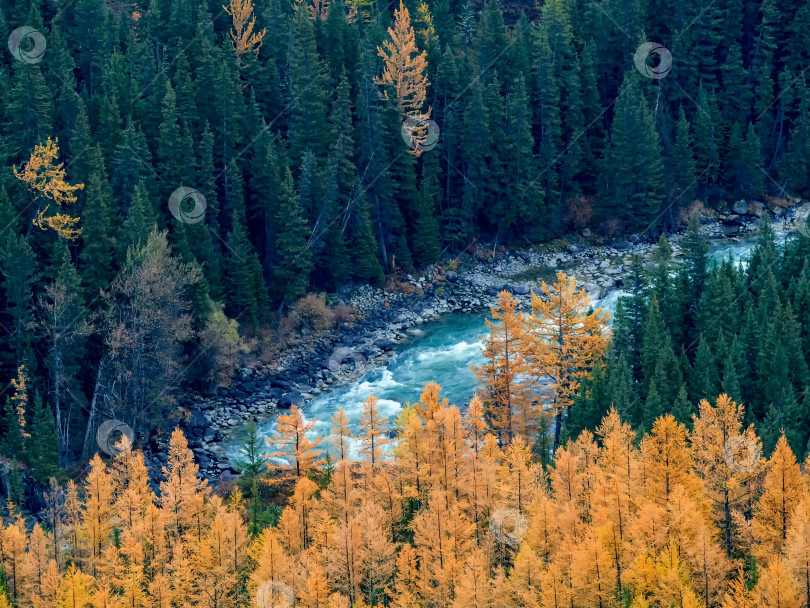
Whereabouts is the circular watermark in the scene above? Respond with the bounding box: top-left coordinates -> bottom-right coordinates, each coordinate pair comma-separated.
723,434 -> 760,473
633,42 -> 672,79
8,26 -> 47,64
168,187 -> 207,224
490,507 -> 528,547
401,116 -> 440,152
327,346 -> 368,378
96,419 -> 135,457
794,203 -> 810,239
256,580 -> 294,608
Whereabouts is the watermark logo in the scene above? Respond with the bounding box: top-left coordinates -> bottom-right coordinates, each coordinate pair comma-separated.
168,187 -> 207,224
327,346 -> 368,378
256,580 -> 294,608
633,42 -> 672,79
795,203 -> 810,239
8,26 -> 47,64
723,434 -> 760,473
490,507 -> 528,547
96,419 -> 135,457
401,116 -> 440,152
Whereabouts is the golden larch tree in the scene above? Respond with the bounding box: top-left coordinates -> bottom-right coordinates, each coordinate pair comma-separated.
452,548 -> 493,608
81,454 -> 114,576
14,138 -> 83,240
358,395 -> 389,470
249,527 -> 290,597
528,272 -> 610,451
641,414 -> 694,505
357,501 -> 397,604
721,568 -> 758,608
753,434 -> 804,561
2,520 -> 27,603
571,524 -> 615,608
159,429 -> 210,539
9,365 -> 29,441
756,558 -> 801,608
300,564 -> 331,608
330,408 -> 353,462
57,564 -> 94,608
684,523 -> 731,607
22,523 -> 50,605
374,0 -> 431,153
308,0 -> 329,20
593,408 -> 637,572
224,0 -> 266,57
267,406 -> 324,480
473,290 -> 534,446
464,394 -> 491,535
691,394 -> 763,557
786,492 -> 810,607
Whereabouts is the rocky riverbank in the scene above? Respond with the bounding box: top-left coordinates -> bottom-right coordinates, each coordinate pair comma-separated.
152,205 -> 805,481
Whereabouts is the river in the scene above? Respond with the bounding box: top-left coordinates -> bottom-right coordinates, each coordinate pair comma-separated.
224,234 -> 779,462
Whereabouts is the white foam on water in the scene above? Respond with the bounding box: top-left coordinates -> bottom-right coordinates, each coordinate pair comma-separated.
593,289 -> 630,320
353,368 -> 403,393
416,340 -> 483,362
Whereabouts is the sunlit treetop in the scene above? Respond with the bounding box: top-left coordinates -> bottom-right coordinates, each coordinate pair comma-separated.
14,138 -> 84,240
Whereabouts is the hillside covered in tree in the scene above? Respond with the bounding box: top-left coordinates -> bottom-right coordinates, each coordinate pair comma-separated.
1,0 -> 809,465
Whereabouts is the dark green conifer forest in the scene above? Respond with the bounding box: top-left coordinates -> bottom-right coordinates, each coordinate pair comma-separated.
1,0 -> 810,476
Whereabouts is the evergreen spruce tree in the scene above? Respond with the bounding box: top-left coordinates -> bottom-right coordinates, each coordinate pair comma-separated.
691,335 -> 718,403
350,195 -> 384,285
721,346 -> 743,405
680,213 -> 710,322
27,391 -> 59,482
599,75 -> 665,231
669,107 -> 697,214
566,360 -> 608,440
761,385 -> 803,456
671,384 -> 693,427
0,234 -> 37,374
642,379 -> 663,433
612,257 -> 647,379
120,183 -> 156,256
412,156 -> 441,267
275,169 -> 313,303
235,420 -> 265,488
288,11 -> 329,165
6,62 -> 54,154
606,353 -> 638,426
79,149 -> 116,297
641,296 -> 667,392
0,399 -> 23,461
224,203 -> 262,331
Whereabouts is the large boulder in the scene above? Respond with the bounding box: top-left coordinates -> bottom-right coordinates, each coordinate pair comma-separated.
749,201 -> 766,217
182,407 -> 210,435
270,378 -> 295,391
721,214 -> 746,226
279,392 -> 304,409
732,200 -> 749,215
372,337 -> 396,350
406,327 -> 426,338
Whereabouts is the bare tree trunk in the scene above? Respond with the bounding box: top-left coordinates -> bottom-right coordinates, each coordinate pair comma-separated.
82,361 -> 106,459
